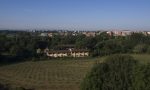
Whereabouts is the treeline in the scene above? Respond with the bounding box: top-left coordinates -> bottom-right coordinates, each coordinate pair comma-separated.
0,31 -> 150,63
93,32 -> 150,56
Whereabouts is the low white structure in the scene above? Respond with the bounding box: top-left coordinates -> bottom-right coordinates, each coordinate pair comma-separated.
46,49 -> 89,58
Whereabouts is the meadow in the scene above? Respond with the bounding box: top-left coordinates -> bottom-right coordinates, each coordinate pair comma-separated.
0,54 -> 149,90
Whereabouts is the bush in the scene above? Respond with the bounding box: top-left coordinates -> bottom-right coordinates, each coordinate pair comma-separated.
133,63 -> 150,90
81,54 -> 150,90
133,44 -> 148,54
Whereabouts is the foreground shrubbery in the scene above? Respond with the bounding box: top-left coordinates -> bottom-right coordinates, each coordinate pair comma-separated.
81,54 -> 150,90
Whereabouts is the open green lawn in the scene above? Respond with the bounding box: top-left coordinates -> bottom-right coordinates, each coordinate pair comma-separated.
0,54 -> 149,90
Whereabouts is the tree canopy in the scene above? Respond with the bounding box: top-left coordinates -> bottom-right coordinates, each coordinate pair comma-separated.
81,55 -> 150,90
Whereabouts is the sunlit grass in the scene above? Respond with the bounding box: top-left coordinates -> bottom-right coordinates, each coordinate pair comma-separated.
0,54 -> 149,90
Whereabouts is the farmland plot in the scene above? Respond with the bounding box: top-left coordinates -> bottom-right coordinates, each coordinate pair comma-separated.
0,59 -> 95,90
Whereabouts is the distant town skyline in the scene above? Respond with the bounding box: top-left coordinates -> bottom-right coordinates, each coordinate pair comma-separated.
0,0 -> 150,31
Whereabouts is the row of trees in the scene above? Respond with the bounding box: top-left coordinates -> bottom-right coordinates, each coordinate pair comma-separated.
92,32 -> 150,56
0,31 -> 150,63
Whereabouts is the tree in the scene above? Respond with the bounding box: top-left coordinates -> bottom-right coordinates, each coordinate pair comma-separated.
133,63 -> 150,90
95,32 -> 111,42
93,39 -> 123,56
81,54 -> 150,90
81,55 -> 137,90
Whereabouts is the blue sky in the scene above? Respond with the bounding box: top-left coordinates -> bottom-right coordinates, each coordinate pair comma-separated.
0,0 -> 150,30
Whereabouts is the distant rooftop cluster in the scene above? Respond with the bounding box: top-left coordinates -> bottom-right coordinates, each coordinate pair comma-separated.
106,30 -> 150,36
0,30 -> 150,38
37,30 -> 150,37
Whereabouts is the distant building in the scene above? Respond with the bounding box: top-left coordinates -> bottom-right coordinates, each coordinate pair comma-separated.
147,31 -> 150,35
48,33 -> 53,37
106,31 -> 113,36
82,31 -> 96,37
46,49 -> 89,58
142,31 -> 148,36
107,30 -> 132,36
113,31 -> 122,36
121,30 -> 132,36
40,33 -> 48,37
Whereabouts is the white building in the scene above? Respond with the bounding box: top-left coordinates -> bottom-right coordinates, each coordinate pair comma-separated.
46,49 -> 89,58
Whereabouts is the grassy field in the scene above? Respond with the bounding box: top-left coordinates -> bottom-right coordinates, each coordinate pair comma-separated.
0,54 -> 149,90
0,58 -> 98,90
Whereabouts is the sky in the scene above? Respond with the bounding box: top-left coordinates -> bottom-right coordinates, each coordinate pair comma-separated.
0,0 -> 150,30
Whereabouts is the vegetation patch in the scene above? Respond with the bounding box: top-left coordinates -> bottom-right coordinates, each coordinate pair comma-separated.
81,54 -> 150,90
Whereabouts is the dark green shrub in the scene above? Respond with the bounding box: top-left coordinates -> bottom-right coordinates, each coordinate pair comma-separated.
81,54 -> 150,90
